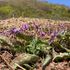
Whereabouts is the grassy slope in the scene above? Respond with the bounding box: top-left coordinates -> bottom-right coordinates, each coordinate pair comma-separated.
0,0 -> 70,20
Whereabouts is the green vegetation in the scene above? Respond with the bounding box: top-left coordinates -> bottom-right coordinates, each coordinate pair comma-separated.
0,0 -> 70,20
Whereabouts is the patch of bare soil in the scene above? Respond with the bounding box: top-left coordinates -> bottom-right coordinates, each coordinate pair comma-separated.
0,50 -> 13,70
35,60 -> 70,70
45,61 -> 70,70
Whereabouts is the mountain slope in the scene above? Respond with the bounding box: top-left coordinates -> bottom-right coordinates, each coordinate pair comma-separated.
0,0 -> 70,20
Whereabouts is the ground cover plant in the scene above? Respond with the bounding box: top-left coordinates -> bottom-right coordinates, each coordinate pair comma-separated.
0,18 -> 70,70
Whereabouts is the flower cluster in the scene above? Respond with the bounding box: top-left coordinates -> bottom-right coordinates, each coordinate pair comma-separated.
0,21 -> 70,44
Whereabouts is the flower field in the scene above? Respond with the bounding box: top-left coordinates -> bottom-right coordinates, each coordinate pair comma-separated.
0,18 -> 70,70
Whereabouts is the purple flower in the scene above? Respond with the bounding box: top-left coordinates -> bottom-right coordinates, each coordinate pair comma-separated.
53,31 -> 58,37
49,31 -> 58,45
59,23 -> 64,28
11,28 -> 21,33
21,23 -> 29,30
40,31 -> 46,37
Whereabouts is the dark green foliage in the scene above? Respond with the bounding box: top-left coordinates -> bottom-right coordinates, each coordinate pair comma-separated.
12,33 -> 34,52
0,39 -> 11,47
25,37 -> 47,55
16,33 -> 34,42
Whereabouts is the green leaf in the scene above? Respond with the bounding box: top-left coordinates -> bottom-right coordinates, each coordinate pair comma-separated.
53,53 -> 70,62
42,54 -> 52,70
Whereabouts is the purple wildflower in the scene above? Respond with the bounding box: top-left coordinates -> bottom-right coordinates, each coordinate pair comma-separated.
21,23 -> 29,30
11,28 -> 21,33
49,31 -> 58,45
40,31 -> 46,37
59,23 -> 64,28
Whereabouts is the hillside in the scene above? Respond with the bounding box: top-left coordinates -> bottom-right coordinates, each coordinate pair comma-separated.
0,0 -> 70,20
